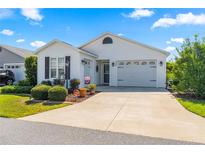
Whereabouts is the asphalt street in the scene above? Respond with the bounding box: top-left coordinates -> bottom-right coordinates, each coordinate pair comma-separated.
0,118 -> 201,145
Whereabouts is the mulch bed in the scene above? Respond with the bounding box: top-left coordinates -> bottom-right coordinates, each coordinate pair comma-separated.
66,91 -> 100,104
169,90 -> 201,100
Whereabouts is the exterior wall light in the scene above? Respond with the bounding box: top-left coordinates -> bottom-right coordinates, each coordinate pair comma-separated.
112,62 -> 115,67
81,59 -> 87,65
159,61 -> 163,66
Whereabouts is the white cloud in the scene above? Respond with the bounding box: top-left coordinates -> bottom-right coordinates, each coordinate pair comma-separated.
164,46 -> 176,52
21,8 -> 43,21
166,41 -> 171,44
152,12 -> 205,28
0,29 -> 14,36
123,8 -> 154,19
30,41 -> 46,48
0,9 -> 13,19
16,39 -> 25,43
152,18 -> 176,28
170,37 -> 185,43
166,37 -> 185,45
117,33 -> 124,36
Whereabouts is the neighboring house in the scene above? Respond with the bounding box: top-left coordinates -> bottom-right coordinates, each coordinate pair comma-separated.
0,45 -> 33,82
36,32 -> 169,88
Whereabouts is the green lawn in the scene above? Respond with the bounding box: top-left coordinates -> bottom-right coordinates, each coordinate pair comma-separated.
0,94 -> 69,118
177,98 -> 205,117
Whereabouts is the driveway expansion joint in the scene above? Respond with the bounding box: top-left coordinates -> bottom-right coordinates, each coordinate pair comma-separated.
105,98 -> 128,131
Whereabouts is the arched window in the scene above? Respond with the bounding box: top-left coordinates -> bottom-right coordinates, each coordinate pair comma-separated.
102,37 -> 113,44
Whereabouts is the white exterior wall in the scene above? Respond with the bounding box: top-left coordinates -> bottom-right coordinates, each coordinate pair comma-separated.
81,34 -> 167,87
37,42 -> 81,85
79,53 -> 96,87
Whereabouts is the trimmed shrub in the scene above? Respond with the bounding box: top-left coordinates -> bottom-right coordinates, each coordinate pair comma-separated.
25,56 -> 37,86
53,79 -> 65,86
41,80 -> 52,86
0,85 -> 33,94
1,86 -> 16,93
70,79 -> 80,90
48,86 -> 68,101
15,86 -> 33,94
31,85 -> 51,100
17,80 -> 31,86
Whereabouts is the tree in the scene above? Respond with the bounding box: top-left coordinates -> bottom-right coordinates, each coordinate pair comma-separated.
173,34 -> 205,98
25,56 -> 37,86
166,61 -> 175,89
166,61 -> 175,82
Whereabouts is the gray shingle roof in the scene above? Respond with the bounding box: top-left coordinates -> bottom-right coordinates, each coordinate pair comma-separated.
0,44 -> 33,58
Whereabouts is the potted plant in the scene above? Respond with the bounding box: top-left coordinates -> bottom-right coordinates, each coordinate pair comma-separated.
79,88 -> 87,97
70,79 -> 80,91
73,89 -> 80,102
87,84 -> 96,95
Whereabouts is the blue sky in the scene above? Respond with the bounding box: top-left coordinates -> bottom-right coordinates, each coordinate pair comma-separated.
1,8 -> 205,60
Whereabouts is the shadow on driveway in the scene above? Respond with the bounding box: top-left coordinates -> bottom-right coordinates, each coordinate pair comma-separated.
96,86 -> 168,92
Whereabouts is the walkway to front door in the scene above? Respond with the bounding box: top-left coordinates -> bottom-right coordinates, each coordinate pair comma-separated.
20,87 -> 205,144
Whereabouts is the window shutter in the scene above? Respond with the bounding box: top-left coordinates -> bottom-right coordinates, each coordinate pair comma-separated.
45,57 -> 50,79
65,56 -> 70,80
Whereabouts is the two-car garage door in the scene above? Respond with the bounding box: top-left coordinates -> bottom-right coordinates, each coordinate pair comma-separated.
117,60 -> 157,87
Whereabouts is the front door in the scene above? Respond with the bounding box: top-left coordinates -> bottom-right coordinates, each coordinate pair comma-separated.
103,63 -> 109,85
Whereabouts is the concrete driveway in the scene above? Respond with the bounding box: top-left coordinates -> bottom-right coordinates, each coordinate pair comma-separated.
20,87 -> 205,143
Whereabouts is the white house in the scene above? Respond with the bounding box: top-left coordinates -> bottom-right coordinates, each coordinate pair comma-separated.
36,32 -> 169,88
0,44 -> 33,82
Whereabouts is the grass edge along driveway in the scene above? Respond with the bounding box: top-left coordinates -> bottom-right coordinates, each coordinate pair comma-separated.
177,98 -> 205,118
0,94 -> 69,118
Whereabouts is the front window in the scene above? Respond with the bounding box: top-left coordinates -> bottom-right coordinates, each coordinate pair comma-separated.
141,61 -> 147,65
50,57 -> 65,79
58,57 -> 65,79
51,58 -> 57,78
102,37 -> 113,44
126,62 -> 131,65
149,61 -> 156,65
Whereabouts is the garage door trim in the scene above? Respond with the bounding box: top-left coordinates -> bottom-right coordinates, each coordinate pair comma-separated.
117,59 -> 157,87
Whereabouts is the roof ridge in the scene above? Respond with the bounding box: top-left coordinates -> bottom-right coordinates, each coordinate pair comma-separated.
0,44 -> 33,52
35,39 -> 98,58
79,32 -> 169,56
0,44 -> 33,58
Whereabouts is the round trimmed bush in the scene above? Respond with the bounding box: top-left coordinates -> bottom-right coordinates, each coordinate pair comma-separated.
15,86 -> 33,94
1,85 -> 16,93
31,84 -> 51,100
48,86 -> 68,101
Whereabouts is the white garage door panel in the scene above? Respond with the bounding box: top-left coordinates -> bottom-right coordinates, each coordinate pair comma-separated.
4,63 -> 25,82
117,60 -> 156,87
